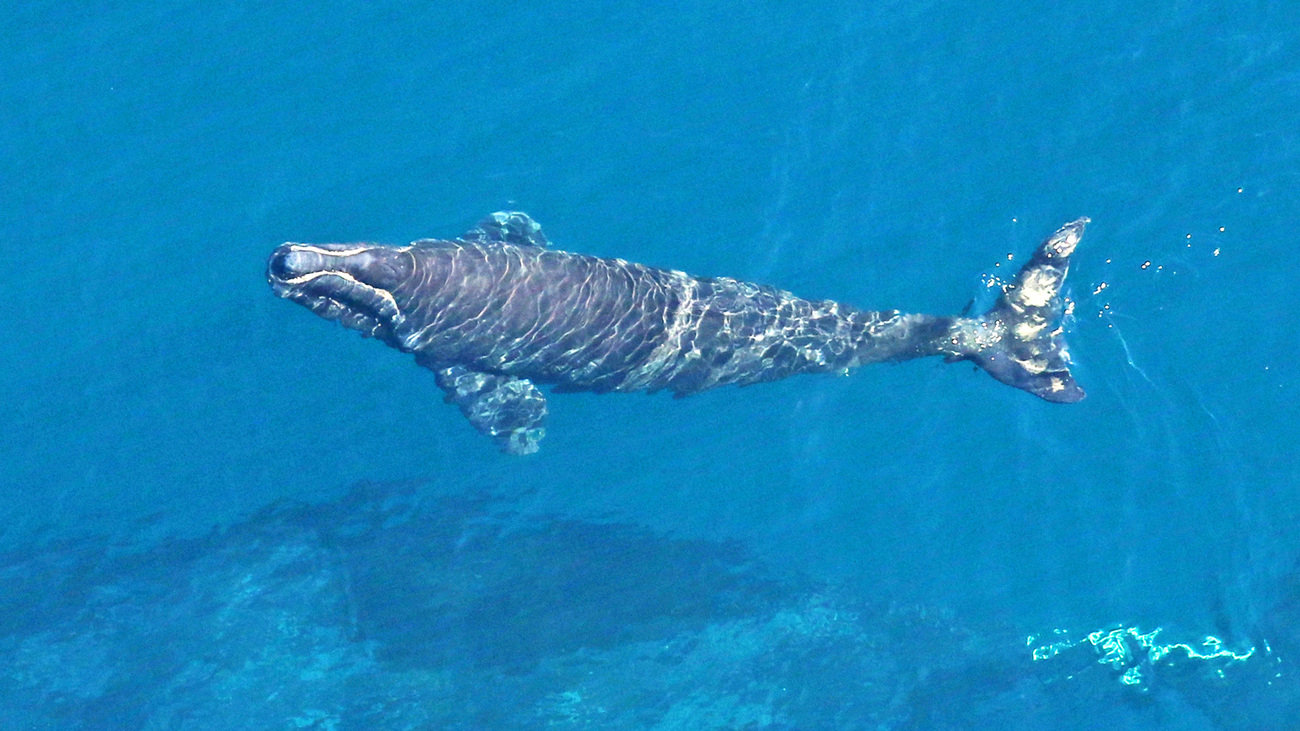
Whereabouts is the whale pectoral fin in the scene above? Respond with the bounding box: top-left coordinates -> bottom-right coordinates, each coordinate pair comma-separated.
955,218 -> 1089,404
461,211 -> 549,248
417,359 -> 548,455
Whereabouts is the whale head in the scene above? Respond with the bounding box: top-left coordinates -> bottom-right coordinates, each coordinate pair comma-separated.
267,243 -> 416,340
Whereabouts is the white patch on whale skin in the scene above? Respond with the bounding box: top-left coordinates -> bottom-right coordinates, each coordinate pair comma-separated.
1014,320 -> 1047,340
1015,268 -> 1059,308
282,243 -> 377,257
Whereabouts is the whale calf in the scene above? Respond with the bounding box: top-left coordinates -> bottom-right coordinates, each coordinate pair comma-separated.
268,213 -> 1087,454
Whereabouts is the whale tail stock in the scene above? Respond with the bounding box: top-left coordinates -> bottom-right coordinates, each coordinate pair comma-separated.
946,217 -> 1089,404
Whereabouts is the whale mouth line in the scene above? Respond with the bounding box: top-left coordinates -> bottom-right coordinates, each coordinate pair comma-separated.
281,268 -> 373,290
278,272 -> 404,323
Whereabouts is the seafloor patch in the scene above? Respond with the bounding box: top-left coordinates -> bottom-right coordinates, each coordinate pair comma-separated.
0,481 -> 1290,729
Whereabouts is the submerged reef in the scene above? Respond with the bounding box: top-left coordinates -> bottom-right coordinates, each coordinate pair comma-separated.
0,481 -> 1289,729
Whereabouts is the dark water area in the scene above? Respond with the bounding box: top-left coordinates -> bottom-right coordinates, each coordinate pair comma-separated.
3,2 -> 1297,728
2,481 -> 1288,729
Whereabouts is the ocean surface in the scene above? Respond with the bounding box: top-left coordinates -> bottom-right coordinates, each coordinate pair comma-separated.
3,2 -> 1297,728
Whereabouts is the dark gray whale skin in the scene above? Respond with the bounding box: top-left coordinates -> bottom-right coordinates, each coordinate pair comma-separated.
268,212 -> 1087,454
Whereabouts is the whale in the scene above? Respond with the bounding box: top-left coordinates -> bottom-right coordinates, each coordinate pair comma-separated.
268,212 -> 1087,454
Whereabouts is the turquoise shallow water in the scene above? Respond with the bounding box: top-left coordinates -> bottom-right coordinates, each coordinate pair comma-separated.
3,2 -> 1298,727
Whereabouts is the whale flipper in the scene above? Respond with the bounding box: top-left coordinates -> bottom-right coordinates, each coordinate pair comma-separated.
459,211 -> 550,248
421,359 -> 548,455
950,218 -> 1087,403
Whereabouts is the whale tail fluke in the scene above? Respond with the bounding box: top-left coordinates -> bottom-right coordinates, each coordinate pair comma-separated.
950,218 -> 1088,403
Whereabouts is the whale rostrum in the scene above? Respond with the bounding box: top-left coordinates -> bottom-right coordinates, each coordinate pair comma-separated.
268,212 -> 1087,454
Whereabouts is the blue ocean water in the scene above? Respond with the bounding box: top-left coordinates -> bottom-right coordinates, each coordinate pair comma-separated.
2,1 -> 1297,728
